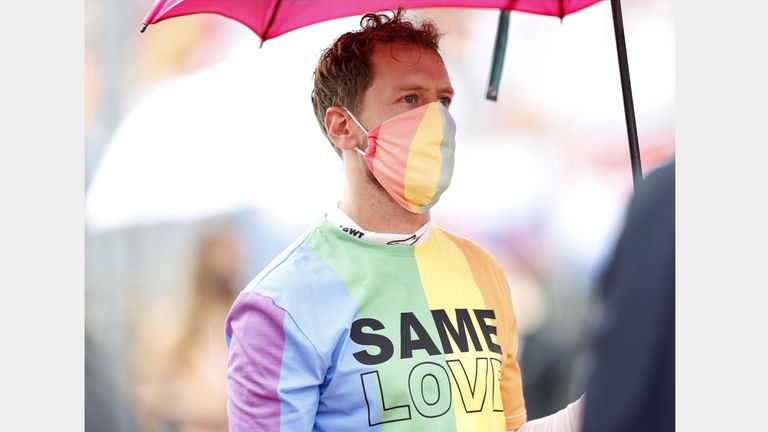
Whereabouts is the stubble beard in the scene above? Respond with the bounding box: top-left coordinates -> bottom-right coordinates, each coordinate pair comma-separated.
364,163 -> 385,193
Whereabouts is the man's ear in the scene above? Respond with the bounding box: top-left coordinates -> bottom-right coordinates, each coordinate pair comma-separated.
325,106 -> 361,152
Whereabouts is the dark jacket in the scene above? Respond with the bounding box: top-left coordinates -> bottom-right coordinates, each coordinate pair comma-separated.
582,160 -> 675,432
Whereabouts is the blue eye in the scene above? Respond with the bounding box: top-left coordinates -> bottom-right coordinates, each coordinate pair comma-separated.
403,95 -> 416,104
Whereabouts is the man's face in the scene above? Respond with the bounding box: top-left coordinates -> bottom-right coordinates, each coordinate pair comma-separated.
356,42 -> 454,138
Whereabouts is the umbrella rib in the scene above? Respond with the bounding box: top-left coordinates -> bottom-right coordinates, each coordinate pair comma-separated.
261,0 -> 283,46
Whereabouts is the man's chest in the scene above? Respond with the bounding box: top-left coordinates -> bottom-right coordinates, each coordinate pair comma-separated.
319,286 -> 508,430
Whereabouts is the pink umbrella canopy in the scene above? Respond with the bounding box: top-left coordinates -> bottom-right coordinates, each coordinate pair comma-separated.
142,0 -> 603,41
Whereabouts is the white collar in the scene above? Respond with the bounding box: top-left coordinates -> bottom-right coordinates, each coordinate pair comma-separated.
327,205 -> 431,246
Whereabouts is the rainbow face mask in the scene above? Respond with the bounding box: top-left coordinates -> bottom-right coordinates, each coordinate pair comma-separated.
346,102 -> 457,214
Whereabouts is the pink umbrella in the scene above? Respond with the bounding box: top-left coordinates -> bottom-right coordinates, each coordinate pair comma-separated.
142,1 -> 601,41
141,0 -> 644,187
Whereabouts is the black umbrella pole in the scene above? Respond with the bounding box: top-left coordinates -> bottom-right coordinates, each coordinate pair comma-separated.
611,0 -> 643,189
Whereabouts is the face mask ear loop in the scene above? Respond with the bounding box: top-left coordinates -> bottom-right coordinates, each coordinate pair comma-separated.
343,108 -> 369,135
343,107 -> 370,156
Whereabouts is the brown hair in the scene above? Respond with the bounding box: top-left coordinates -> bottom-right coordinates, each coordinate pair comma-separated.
311,7 -> 442,157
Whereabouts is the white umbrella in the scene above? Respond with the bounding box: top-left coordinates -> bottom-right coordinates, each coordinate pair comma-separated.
85,18 -> 363,234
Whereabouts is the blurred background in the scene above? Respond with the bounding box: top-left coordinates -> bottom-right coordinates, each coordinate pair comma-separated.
84,0 -> 674,430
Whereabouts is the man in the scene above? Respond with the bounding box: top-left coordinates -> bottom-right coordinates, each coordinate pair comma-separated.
225,9 -> 528,431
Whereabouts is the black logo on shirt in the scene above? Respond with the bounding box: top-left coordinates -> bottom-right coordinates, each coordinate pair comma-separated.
339,225 -> 364,239
386,233 -> 422,246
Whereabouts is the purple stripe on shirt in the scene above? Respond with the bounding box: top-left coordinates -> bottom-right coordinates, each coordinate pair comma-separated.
226,292 -> 286,432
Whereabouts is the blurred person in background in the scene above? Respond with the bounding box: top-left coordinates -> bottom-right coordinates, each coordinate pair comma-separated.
132,226 -> 243,432
581,159 -> 675,432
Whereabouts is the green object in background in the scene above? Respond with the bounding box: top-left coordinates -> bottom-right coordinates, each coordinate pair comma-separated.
486,10 -> 510,101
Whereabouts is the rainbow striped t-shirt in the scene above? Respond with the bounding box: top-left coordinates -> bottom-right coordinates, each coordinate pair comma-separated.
225,215 -> 527,431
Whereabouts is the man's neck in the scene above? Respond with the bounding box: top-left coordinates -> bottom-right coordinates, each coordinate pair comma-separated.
338,149 -> 431,233
338,187 -> 430,235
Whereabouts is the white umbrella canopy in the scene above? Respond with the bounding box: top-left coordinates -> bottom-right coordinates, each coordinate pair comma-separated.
85,18 -> 363,234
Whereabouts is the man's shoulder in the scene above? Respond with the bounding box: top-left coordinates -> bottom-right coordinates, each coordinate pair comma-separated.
434,226 -> 504,269
228,218 -> 359,361
242,224 -> 322,295
237,216 -> 354,313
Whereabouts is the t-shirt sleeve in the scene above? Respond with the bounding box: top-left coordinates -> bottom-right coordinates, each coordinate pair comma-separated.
499,295 -> 527,430
493,261 -> 527,430
225,291 -> 326,432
